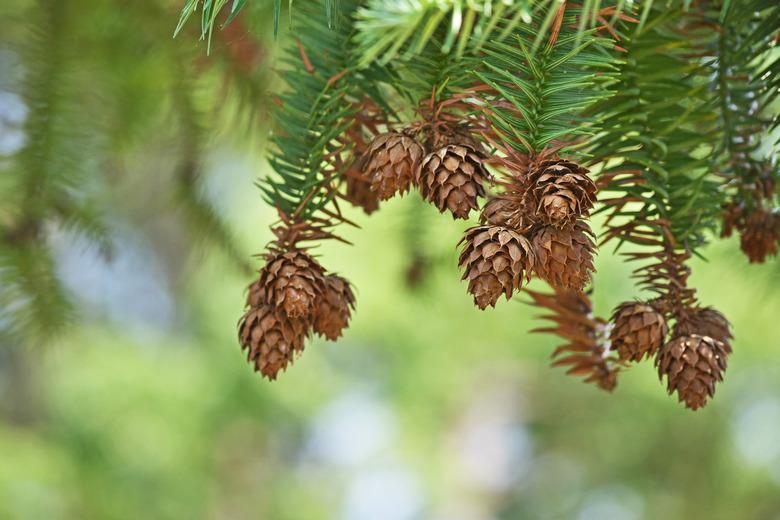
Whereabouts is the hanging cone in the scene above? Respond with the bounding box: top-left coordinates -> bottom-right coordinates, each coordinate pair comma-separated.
720,202 -> 743,238
609,301 -> 668,362
238,304 -> 308,380
674,307 -> 732,353
482,196 -> 519,228
739,208 -> 779,263
531,221 -> 596,290
257,250 -> 327,319
363,132 -> 424,200
345,156 -> 380,215
458,225 -> 535,309
480,170 -> 534,229
527,160 -> 596,227
313,275 -> 356,341
656,334 -> 730,410
417,141 -> 489,219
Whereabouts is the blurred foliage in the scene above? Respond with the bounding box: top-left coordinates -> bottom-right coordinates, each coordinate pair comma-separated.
1,1 -> 780,519
0,0 -> 270,340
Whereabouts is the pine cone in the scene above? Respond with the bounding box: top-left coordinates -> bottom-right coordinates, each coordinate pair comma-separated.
674,307 -> 732,344
531,221 -> 596,290
720,203 -> 743,238
313,275 -> 356,341
257,250 -> 327,319
418,142 -> 489,219
458,225 -> 535,309
238,304 -> 308,380
739,208 -> 779,263
363,132 -> 424,200
609,301 -> 668,362
527,160 -> 596,227
656,334 -> 731,410
481,194 -> 532,230
345,157 -> 380,215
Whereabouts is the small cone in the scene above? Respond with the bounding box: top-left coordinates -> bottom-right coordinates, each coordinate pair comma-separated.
363,132 -> 424,200
238,304 -> 308,380
609,301 -> 668,362
418,142 -> 489,219
480,170 -> 535,229
739,208 -> 779,263
531,221 -> 596,290
458,225 -> 535,309
257,250 -> 327,319
527,160 -> 596,227
656,334 -> 730,410
313,275 -> 356,341
720,203 -> 743,238
481,193 -> 534,230
675,307 -> 732,344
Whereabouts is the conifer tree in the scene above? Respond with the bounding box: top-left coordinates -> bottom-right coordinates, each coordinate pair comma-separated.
192,0 -> 777,411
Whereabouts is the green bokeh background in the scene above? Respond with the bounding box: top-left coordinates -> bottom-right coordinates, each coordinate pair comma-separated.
2,191 -> 780,519
1,1 -> 780,519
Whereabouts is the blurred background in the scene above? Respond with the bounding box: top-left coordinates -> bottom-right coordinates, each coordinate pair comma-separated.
1,1 -> 780,519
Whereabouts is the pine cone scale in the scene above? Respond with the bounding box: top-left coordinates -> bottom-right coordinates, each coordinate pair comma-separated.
418,141 -> 489,220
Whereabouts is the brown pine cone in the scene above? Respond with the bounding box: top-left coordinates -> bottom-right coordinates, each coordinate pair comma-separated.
238,304 -> 308,380
609,301 -> 668,362
458,225 -> 535,309
257,250 -> 327,319
674,307 -> 732,344
656,334 -> 731,411
313,275 -> 356,341
418,143 -> 489,220
480,194 -> 532,230
720,202 -> 744,238
739,208 -> 779,263
527,160 -> 596,227
363,132 -> 424,200
531,221 -> 596,291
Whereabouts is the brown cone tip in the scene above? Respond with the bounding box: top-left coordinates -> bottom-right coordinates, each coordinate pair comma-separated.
674,307 -> 732,344
313,275 -> 356,341
238,304 -> 308,380
480,172 -> 535,229
739,208 -> 779,263
609,301 -> 668,362
363,132 -> 424,200
531,221 -> 596,291
257,250 -> 327,320
418,142 -> 489,220
656,334 -> 731,411
458,225 -> 535,309
481,196 -> 521,228
528,160 -> 596,227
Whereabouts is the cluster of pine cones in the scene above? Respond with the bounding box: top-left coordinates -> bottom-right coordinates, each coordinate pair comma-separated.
238,120 -> 734,411
238,249 -> 355,379
353,123 -> 599,308
609,301 -> 732,410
